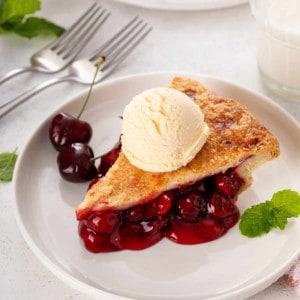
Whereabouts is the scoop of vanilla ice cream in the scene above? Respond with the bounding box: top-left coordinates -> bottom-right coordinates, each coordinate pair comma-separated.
121,87 -> 210,172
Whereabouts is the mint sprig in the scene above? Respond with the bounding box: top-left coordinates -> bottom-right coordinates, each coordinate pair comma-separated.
239,190 -> 300,237
0,149 -> 18,182
0,0 -> 64,38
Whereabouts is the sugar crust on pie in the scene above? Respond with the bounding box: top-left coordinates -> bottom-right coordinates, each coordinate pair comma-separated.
76,76 -> 280,220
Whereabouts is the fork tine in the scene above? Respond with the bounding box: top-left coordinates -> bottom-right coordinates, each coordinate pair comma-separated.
102,18 -> 146,59
103,21 -> 149,64
98,21 -> 152,79
55,4 -> 104,53
50,2 -> 99,49
60,9 -> 111,60
54,4 -> 109,56
88,16 -> 140,62
103,27 -> 152,74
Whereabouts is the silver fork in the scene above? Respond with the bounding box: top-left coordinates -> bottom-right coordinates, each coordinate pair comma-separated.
0,17 -> 152,118
0,2 -> 110,85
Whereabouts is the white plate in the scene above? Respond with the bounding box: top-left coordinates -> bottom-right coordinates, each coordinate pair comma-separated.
113,0 -> 248,11
14,72 -> 300,300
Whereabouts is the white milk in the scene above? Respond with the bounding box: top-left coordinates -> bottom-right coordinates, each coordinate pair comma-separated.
251,0 -> 300,98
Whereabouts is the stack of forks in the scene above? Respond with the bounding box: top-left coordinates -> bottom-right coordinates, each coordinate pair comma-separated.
0,2 -> 152,118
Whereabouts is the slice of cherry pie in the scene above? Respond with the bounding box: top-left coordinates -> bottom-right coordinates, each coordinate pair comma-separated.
76,76 -> 280,252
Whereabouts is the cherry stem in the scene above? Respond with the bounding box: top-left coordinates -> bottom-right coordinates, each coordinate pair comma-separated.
77,56 -> 105,120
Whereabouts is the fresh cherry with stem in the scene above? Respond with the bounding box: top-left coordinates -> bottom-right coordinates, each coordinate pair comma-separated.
57,143 -> 97,182
58,138 -> 122,183
49,112 -> 92,151
49,57 -> 105,151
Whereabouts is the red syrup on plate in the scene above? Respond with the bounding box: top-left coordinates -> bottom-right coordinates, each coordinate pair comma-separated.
78,147 -> 243,253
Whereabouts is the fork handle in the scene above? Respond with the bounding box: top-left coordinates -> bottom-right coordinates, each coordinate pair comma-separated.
0,76 -> 74,118
0,66 -> 36,85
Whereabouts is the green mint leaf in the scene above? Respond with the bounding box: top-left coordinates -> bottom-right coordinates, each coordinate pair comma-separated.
13,16 -> 64,38
271,189 -> 300,218
0,0 -> 40,23
239,201 -> 273,237
0,0 -> 64,38
239,190 -> 300,238
268,207 -> 288,230
0,149 -> 18,182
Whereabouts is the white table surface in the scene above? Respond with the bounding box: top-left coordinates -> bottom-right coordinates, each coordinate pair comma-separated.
1,0 -> 300,299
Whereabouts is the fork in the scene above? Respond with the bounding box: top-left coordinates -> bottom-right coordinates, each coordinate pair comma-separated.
0,2 -> 110,85
0,17 -> 152,118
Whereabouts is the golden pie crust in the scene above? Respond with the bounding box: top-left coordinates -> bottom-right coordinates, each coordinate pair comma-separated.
76,76 -> 280,220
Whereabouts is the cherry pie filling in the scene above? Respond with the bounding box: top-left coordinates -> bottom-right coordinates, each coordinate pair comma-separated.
78,147 -> 245,253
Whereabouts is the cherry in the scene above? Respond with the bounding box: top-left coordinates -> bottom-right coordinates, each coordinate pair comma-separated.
82,226 -> 119,253
194,216 -> 225,242
49,112 -> 92,151
166,216 -> 225,244
49,58 -> 104,152
222,206 -> 240,229
57,143 -> 97,182
175,192 -> 207,222
144,191 -> 174,219
208,192 -> 235,218
215,168 -> 245,196
124,205 -> 145,223
97,142 -> 121,176
87,211 -> 120,234
118,219 -> 166,250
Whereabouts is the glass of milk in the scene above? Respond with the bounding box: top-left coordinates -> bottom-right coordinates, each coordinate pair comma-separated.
250,0 -> 300,99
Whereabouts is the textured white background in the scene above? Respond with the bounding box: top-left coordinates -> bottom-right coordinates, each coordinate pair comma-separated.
0,0 -> 300,299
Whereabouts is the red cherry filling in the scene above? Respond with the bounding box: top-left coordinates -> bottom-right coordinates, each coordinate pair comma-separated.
215,168 -> 245,196
86,211 -> 120,234
208,192 -> 236,218
175,192 -> 207,222
117,219 -> 167,250
78,222 -> 119,252
78,167 -> 244,253
145,192 -> 174,219
166,216 -> 225,244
